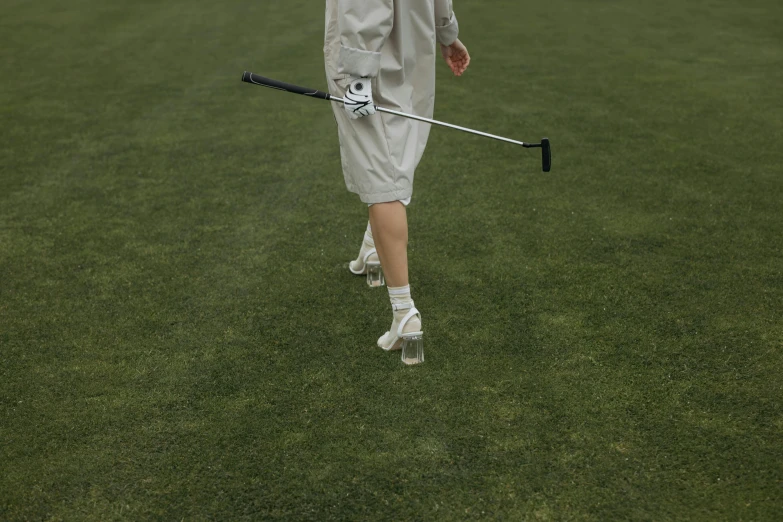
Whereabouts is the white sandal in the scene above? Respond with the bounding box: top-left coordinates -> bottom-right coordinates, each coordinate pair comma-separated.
348,234 -> 385,287
378,302 -> 424,365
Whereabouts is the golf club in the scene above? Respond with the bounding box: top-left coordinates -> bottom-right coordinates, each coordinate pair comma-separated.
241,71 -> 551,172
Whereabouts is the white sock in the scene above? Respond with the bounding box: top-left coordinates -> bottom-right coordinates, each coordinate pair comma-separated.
388,284 -> 412,306
359,220 -> 374,254
387,285 -> 420,333
351,221 -> 376,270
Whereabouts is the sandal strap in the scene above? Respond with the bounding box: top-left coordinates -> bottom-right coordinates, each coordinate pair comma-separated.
362,247 -> 378,264
396,306 -> 421,337
392,301 -> 413,312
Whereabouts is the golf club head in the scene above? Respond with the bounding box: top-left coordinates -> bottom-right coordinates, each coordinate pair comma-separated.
541,138 -> 551,172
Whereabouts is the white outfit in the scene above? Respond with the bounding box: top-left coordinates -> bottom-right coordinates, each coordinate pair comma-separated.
324,0 -> 459,204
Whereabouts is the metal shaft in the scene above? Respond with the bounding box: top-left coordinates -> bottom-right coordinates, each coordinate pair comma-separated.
330,96 -> 535,148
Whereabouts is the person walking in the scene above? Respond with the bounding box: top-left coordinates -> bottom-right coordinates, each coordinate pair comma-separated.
324,0 -> 470,356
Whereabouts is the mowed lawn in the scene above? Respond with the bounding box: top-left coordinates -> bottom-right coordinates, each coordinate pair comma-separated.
1,0 -> 781,519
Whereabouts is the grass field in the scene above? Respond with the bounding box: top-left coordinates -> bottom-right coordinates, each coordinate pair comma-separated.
1,0 -> 782,519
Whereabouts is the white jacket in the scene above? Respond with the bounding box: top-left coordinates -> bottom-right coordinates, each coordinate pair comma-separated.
324,0 -> 459,203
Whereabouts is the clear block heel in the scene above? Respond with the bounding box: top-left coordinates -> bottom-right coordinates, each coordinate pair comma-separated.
401,334 -> 424,365
366,262 -> 385,287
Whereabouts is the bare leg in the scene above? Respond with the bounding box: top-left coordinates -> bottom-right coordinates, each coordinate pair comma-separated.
368,201 -> 409,287
370,200 -> 422,355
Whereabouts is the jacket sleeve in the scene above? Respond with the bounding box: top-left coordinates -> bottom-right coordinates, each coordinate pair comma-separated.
337,0 -> 395,78
434,0 -> 459,46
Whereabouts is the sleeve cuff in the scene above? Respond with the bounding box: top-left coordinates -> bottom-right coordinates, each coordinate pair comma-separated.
436,12 -> 459,46
338,45 -> 382,78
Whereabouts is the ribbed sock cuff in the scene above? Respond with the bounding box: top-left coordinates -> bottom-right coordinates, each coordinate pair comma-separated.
388,285 -> 410,296
388,285 -> 414,324
388,285 -> 412,309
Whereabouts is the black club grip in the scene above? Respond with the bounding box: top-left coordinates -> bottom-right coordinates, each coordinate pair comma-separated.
241,71 -> 331,100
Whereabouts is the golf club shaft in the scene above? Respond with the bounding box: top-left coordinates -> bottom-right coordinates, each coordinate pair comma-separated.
328,95 -> 533,148
241,71 -> 537,148
241,71 -> 550,171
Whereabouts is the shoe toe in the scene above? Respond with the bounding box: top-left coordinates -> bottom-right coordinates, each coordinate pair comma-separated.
377,331 -> 392,349
349,259 -> 364,274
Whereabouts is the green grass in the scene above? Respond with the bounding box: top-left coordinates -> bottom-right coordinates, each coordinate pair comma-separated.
1,0 -> 781,519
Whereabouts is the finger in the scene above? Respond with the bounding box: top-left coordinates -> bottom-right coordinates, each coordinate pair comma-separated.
457,54 -> 469,75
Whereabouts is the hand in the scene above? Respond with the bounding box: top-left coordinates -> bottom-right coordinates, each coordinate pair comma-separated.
440,39 -> 470,76
343,78 -> 376,119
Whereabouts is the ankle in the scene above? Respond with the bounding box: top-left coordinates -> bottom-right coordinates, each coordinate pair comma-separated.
388,285 -> 422,331
388,285 -> 411,306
